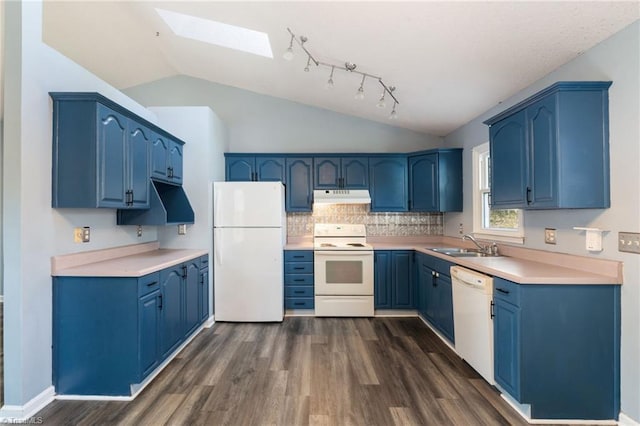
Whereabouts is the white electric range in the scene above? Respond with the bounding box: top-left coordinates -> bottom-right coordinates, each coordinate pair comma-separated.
313,224 -> 374,317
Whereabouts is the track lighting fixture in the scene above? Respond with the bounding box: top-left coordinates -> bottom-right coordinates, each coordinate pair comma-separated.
283,27 -> 399,119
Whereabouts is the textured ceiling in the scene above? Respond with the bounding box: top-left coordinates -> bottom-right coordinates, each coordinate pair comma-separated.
37,1 -> 640,136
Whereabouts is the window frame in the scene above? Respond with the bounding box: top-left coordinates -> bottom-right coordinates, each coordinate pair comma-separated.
472,143 -> 525,244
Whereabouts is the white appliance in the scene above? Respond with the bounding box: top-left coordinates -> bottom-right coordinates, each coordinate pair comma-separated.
451,265 -> 494,384
213,181 -> 285,322
313,189 -> 371,205
313,224 -> 374,317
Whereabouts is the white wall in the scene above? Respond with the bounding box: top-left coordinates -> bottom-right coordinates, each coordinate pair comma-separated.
2,0 -> 165,409
124,75 -> 442,153
443,21 -> 640,422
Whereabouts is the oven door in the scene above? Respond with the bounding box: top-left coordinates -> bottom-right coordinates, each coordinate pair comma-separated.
314,250 -> 374,295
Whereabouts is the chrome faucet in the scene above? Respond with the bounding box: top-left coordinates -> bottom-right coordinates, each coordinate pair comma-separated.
462,234 -> 499,256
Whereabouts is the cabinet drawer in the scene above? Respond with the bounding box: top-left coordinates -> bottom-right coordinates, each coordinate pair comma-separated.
284,250 -> 313,262
285,262 -> 313,274
493,277 -> 521,306
284,273 -> 314,286
199,255 -> 209,270
285,286 -> 314,298
285,297 -> 314,309
138,272 -> 160,297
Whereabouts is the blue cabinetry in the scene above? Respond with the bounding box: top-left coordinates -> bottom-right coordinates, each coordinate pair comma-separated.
286,157 -> 314,212
408,149 -> 462,212
415,252 -> 454,343
369,156 -> 408,212
199,256 -> 209,321
374,250 -> 415,309
485,81 -> 612,209
151,133 -> 184,185
492,277 -> 620,420
51,94 -> 152,208
314,156 -> 368,189
225,155 -> 285,182
53,254 -> 208,396
284,250 -> 314,310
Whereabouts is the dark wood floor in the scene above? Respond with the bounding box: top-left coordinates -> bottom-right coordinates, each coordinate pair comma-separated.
35,317 -> 536,425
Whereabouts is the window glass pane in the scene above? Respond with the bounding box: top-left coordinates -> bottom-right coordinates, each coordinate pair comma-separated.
325,261 -> 363,284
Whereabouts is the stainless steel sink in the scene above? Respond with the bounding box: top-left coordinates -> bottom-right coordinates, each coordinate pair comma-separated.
430,247 -> 501,258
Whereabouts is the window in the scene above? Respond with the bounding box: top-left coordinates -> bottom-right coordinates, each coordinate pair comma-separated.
472,143 -> 524,243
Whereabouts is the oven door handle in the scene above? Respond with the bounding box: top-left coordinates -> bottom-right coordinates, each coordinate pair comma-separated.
314,251 -> 373,257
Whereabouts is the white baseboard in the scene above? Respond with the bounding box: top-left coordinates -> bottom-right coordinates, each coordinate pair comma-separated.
375,309 -> 418,317
0,386 -> 55,421
203,315 -> 215,328
619,412 -> 640,426
284,309 -> 315,317
0,295 -> 4,303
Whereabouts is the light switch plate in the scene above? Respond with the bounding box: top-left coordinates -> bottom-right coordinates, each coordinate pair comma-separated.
544,228 -> 557,244
619,232 -> 640,254
178,224 -> 187,235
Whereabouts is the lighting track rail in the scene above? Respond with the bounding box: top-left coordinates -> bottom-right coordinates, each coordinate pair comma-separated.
284,27 -> 399,119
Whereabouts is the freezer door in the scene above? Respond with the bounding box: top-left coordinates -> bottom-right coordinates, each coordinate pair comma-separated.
214,227 -> 284,321
213,181 -> 284,228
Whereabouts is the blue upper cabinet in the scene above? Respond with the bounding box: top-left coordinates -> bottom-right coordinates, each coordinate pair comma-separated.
285,157 -> 313,212
485,81 -> 612,209
150,133 -> 184,186
51,93 -> 151,209
369,156 -> 408,212
408,149 -> 462,212
314,156 -> 368,189
225,155 -> 285,182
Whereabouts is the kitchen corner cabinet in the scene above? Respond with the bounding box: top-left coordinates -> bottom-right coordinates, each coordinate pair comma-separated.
485,81 -> 612,209
51,94 -> 152,208
225,155 -> 285,182
53,254 -> 208,396
150,133 -> 184,185
492,277 -> 620,420
374,250 -> 415,309
408,149 -> 462,212
284,250 -> 314,310
415,252 -> 454,343
313,156 -> 368,189
369,156 -> 408,212
286,157 -> 314,212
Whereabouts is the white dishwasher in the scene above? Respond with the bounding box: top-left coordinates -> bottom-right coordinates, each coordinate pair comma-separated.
451,265 -> 494,385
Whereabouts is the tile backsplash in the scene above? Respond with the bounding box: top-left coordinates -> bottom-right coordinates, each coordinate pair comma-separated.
287,204 -> 443,237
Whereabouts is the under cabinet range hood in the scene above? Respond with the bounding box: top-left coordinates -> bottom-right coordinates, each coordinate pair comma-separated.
313,189 -> 371,205
117,180 -> 195,226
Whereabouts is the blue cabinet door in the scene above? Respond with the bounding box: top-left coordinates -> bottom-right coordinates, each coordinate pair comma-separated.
199,267 -> 209,323
416,255 -> 429,317
97,104 -> 128,207
139,290 -> 161,379
150,133 -> 169,182
286,157 -> 313,212
342,157 -> 369,189
184,260 -> 200,335
128,124 -> 150,208
527,96 -> 557,208
374,251 -> 391,309
391,251 -> 414,308
437,274 -> 455,343
226,156 -> 255,181
256,157 -> 285,182
493,297 -> 521,400
408,154 -> 438,211
314,157 -> 341,188
167,140 -> 183,185
160,266 -> 184,358
369,157 -> 408,212
490,110 -> 528,208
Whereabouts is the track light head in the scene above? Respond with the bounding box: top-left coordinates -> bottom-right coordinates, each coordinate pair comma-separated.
283,33 -> 295,60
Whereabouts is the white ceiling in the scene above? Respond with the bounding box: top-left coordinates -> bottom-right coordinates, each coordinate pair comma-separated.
27,2 -> 640,135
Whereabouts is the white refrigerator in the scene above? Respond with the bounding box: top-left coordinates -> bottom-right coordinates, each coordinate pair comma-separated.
213,181 -> 286,322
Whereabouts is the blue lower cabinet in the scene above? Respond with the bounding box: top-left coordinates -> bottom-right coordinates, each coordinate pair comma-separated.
184,258 -> 201,335
284,250 -> 314,310
53,255 -> 207,396
415,252 -> 454,344
374,250 -> 415,309
199,255 -> 209,322
492,277 -> 620,420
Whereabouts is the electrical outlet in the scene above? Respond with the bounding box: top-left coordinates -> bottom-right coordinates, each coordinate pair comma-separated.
178,224 -> 187,235
619,232 -> 640,254
82,226 -> 90,243
544,228 -> 557,244
137,225 -> 143,237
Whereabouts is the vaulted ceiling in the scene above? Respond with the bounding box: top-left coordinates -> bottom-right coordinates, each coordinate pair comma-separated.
9,2 -> 639,135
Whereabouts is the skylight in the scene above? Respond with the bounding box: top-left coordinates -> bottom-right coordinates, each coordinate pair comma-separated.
156,8 -> 273,58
